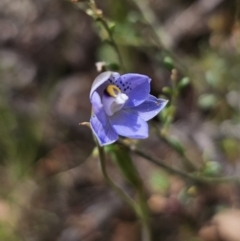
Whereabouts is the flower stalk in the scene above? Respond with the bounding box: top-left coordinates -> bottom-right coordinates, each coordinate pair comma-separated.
96,141 -> 152,241
136,182 -> 152,241
87,0 -> 125,71
96,141 -> 136,210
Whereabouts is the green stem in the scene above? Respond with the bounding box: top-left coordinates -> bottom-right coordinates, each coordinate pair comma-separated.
235,0 -> 240,22
96,142 -> 136,210
152,123 -> 197,172
118,140 -> 240,185
88,0 -> 125,71
97,142 -> 152,241
98,18 -> 125,70
131,0 -> 188,74
137,183 -> 152,241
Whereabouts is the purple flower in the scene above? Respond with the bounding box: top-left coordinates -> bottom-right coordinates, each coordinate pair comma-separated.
90,71 -> 168,146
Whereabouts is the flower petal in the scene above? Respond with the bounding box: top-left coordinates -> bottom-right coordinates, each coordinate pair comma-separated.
90,91 -> 119,146
90,115 -> 118,146
90,71 -> 112,98
90,91 -> 107,123
110,110 -> 149,139
130,95 -> 168,121
90,71 -> 120,98
114,74 -> 151,107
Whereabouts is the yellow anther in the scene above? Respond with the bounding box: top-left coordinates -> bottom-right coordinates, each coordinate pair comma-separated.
106,84 -> 121,97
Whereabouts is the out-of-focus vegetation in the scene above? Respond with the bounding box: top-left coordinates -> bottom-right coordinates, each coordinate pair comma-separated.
0,0 -> 240,240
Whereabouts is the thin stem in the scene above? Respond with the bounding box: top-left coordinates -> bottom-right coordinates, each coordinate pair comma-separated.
152,123 -> 197,172
130,144 -> 194,180
119,140 -> 240,185
163,135 -> 197,171
98,18 -> 125,70
97,142 -> 152,241
88,0 -> 125,71
155,69 -> 197,171
131,0 -> 188,74
235,0 -> 240,22
131,0 -> 171,49
96,142 -> 136,210
137,183 -> 152,241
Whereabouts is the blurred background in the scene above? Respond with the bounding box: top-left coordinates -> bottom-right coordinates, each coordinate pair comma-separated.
0,0 -> 240,240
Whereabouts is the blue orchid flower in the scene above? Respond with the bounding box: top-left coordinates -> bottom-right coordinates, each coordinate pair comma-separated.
90,71 -> 168,146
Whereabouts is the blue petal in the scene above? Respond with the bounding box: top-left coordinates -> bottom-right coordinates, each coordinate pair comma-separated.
90,91 -> 107,123
114,74 -> 151,107
130,95 -> 168,121
90,72 -> 120,98
90,115 -> 118,146
109,72 -> 121,84
109,110 -> 149,139
90,71 -> 112,98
